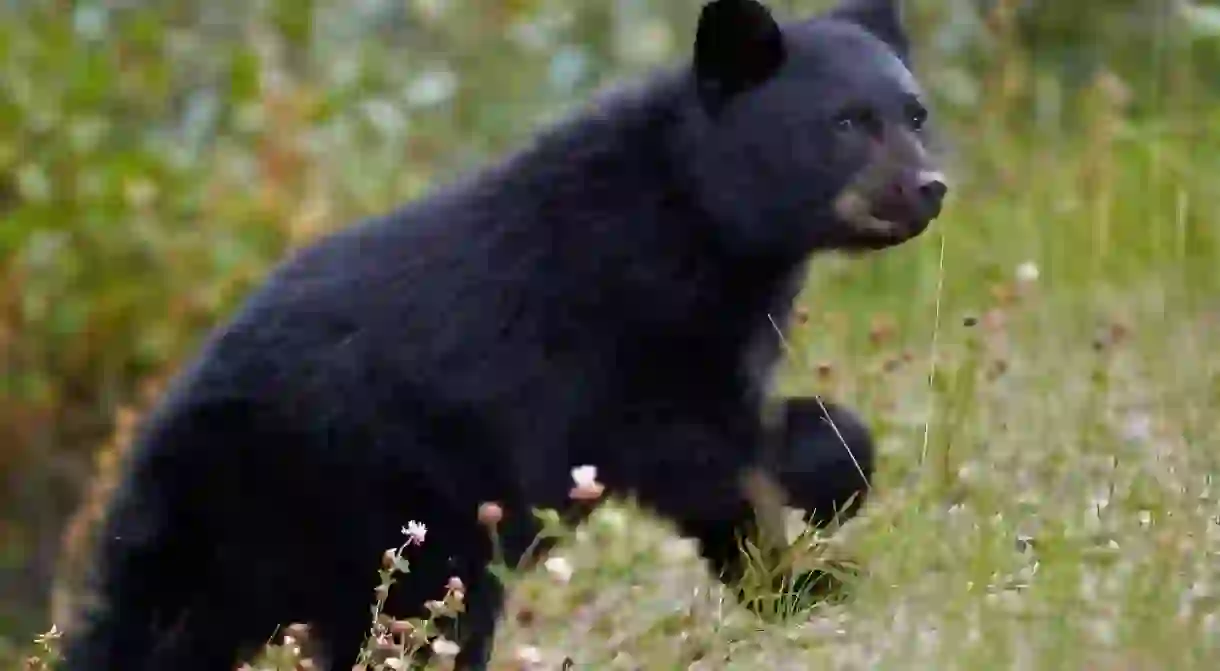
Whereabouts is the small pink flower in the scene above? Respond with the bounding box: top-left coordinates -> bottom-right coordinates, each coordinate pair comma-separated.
402,521 -> 428,545
569,464 -> 605,501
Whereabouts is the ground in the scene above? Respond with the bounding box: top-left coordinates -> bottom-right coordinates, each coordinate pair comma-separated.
443,275 -> 1213,671
459,280 -> 1218,671
32,256 -> 1218,671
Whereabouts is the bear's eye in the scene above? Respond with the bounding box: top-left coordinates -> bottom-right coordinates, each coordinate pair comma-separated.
909,105 -> 928,131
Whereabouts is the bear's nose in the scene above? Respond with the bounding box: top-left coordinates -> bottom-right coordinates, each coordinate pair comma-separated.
916,173 -> 948,218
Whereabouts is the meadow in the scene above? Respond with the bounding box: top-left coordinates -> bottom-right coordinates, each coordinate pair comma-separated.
3,1 -> 1220,668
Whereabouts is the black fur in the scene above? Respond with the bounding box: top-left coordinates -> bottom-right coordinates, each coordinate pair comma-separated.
60,1 -> 939,669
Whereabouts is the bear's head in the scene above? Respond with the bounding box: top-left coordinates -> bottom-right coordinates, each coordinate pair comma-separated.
680,0 -> 948,258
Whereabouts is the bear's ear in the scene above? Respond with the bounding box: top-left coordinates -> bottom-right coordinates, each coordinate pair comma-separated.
693,0 -> 786,114
826,0 -> 910,60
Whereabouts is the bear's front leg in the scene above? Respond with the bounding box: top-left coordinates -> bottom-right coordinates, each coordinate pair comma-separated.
602,409 -> 822,619
774,396 -> 875,529
623,397 -> 875,619
755,395 -> 877,614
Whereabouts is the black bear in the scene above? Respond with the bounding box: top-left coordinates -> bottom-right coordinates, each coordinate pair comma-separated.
59,0 -> 946,669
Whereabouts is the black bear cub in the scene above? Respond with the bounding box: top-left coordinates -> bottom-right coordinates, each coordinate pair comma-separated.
61,0 -> 946,669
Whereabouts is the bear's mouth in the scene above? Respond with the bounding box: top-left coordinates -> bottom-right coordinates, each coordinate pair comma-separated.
832,189 -> 937,247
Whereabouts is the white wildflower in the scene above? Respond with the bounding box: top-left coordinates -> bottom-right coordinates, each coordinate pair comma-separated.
569,464 -> 605,501
432,637 -> 461,657
402,521 -> 428,545
1016,261 -> 1040,284
516,645 -> 544,665
571,465 -> 598,489
543,556 -> 574,583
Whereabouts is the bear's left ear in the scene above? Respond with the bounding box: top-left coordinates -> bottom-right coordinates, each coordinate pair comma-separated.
826,0 -> 910,60
694,0 -> 787,115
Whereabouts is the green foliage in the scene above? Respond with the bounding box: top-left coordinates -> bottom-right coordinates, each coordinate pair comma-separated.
2,0 -> 1220,666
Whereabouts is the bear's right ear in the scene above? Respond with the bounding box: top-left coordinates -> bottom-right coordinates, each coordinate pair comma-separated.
694,0 -> 786,115
826,0 -> 910,60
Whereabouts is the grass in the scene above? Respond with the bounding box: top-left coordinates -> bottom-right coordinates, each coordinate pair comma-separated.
478,260 -> 1218,669
468,198 -> 1219,668
32,263 -> 1220,670
11,6 -> 1220,669
27,125 -> 1220,670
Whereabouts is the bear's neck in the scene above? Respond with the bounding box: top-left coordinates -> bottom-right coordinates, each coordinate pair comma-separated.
480,71 -> 807,344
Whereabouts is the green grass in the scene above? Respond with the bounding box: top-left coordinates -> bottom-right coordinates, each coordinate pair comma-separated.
32,115 -> 1220,671
450,171 -> 1220,668
440,102 -> 1219,668
470,233 -> 1218,667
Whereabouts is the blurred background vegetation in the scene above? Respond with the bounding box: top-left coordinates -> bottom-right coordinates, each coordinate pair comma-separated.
2,0 -> 1219,661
